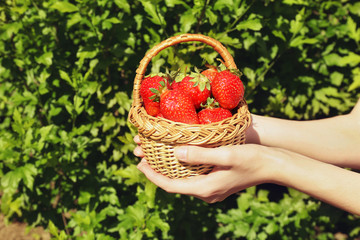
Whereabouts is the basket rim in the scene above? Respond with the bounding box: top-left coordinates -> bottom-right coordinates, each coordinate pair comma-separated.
130,100 -> 251,145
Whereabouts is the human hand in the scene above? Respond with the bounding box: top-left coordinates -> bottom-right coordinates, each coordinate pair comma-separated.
134,135 -> 276,203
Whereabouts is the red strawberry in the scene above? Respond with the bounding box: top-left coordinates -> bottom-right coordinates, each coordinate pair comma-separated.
211,70 -> 244,110
201,65 -> 218,82
198,108 -> 232,124
140,75 -> 168,116
170,80 -> 181,90
160,89 -> 199,124
198,98 -> 232,124
178,72 -> 211,109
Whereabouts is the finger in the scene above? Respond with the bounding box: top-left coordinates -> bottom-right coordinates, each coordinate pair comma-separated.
133,146 -> 144,157
137,158 -> 213,195
137,159 -> 240,203
134,135 -> 141,144
137,159 -> 181,191
175,145 -> 235,167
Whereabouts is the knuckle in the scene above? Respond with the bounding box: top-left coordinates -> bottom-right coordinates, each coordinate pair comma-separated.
198,188 -> 216,200
163,185 -> 177,194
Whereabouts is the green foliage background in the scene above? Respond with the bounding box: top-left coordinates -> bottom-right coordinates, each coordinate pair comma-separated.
1,0 -> 360,239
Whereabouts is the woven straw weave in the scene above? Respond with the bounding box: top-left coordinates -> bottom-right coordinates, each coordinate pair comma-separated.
128,34 -> 251,179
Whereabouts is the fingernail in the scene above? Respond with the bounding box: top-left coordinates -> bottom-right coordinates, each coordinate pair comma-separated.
174,146 -> 187,161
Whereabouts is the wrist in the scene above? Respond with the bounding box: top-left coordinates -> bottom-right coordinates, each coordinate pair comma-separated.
258,147 -> 291,185
245,114 -> 261,144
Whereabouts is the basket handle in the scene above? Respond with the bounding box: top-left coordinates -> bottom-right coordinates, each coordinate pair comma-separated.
132,33 -> 237,106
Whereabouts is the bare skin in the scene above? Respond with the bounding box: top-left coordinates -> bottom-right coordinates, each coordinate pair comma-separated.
134,99 -> 360,215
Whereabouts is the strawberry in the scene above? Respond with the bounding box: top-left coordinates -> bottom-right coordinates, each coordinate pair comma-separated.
198,98 -> 232,124
170,80 -> 181,90
198,108 -> 232,124
178,72 -> 211,109
211,70 -> 244,110
160,89 -> 199,124
140,75 -> 168,116
201,64 -> 218,82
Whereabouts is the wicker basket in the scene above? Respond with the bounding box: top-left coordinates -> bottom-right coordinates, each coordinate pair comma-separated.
128,34 -> 251,179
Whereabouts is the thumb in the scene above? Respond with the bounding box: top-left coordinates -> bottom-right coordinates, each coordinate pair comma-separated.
174,145 -> 234,167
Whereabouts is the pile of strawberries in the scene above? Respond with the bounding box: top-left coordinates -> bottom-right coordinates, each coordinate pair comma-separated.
140,65 -> 245,124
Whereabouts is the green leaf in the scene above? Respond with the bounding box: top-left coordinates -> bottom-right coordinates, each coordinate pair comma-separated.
141,1 -> 164,26
290,36 -> 318,47
289,7 -> 305,35
214,0 -> 234,11
74,95 -> 84,114
147,214 -> 170,233
49,105 -> 62,117
349,67 -> 360,92
78,191 -> 92,205
48,220 -> 59,237
113,165 -> 143,185
237,192 -> 251,211
59,70 -> 74,88
340,52 -> 360,67
233,221 -> 250,237
324,52 -> 360,67
236,18 -> 262,31
257,189 -> 269,202
323,53 -> 341,66
349,2 -> 360,16
67,12 -> 82,28
112,149 -> 122,161
180,9 -> 197,32
35,52 -> 53,66
1,170 -> 22,190
0,22 -> 22,40
19,164 -> 37,190
282,0 -> 309,6
144,180 -> 157,208
114,0 -> 131,14
76,48 -> 98,68
50,1 -> 79,13
101,113 -> 116,132
330,71 -> 343,86
264,221 -> 279,234
127,204 -> 146,226
346,16 -> 360,43
206,8 -> 218,25
272,30 -> 286,41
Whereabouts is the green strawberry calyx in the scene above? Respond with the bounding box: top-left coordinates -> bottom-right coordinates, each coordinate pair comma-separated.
149,80 -> 167,102
214,58 -> 243,78
200,97 -> 219,109
189,67 -> 211,92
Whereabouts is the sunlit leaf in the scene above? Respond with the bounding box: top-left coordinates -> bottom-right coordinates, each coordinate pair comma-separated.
50,1 -> 79,13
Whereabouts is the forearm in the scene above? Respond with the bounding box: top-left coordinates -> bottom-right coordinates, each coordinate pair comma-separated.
246,114 -> 360,168
269,149 -> 360,215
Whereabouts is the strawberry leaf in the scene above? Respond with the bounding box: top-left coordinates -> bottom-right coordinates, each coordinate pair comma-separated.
206,81 -> 211,91
149,88 -> 159,94
175,72 -> 186,82
229,69 -> 243,78
199,81 -> 206,92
